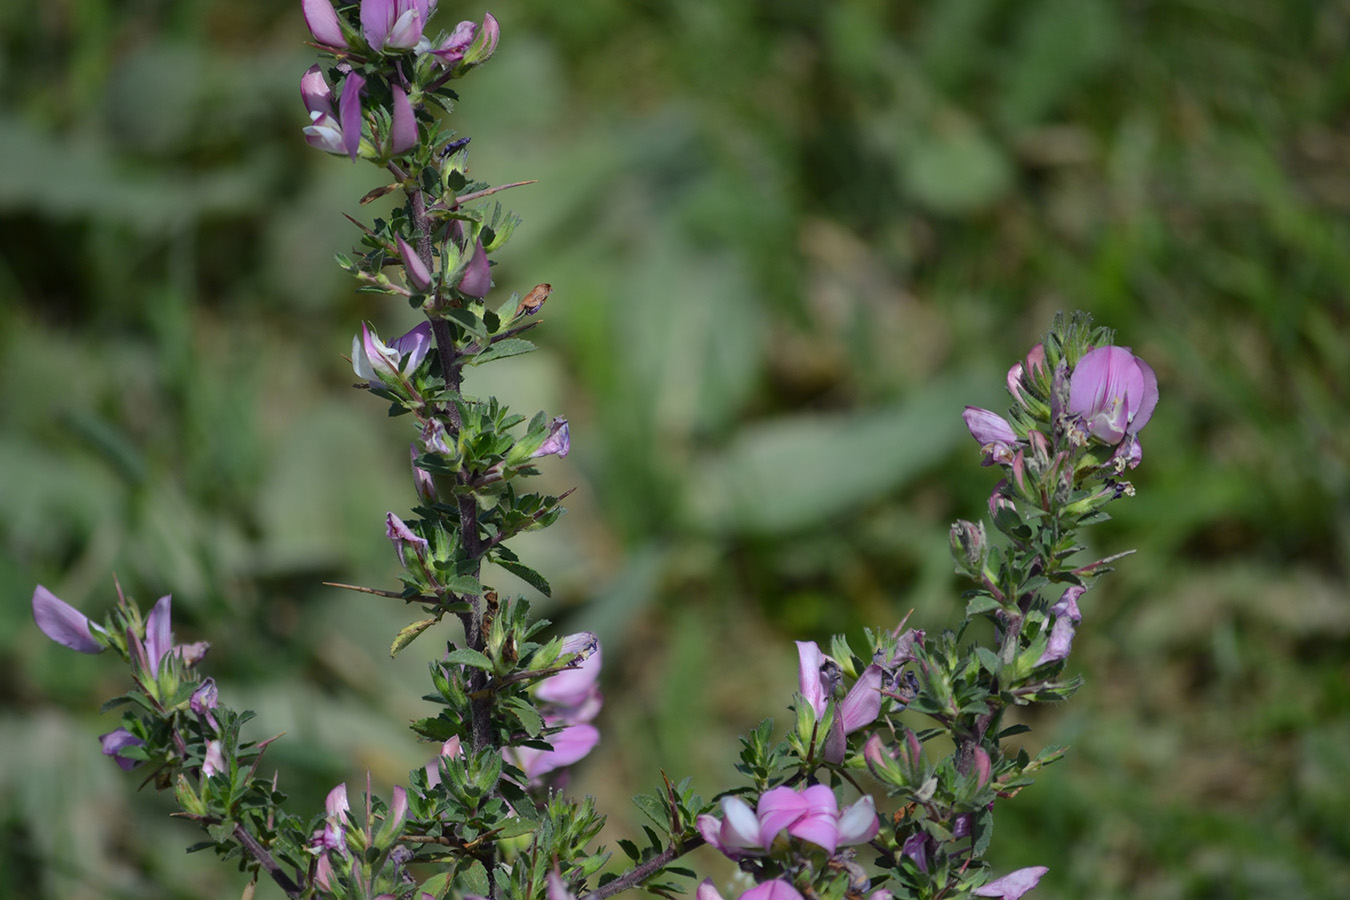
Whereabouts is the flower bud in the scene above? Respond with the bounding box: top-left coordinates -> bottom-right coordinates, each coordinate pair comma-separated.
389,86 -> 419,156
397,236 -> 433,293
457,237 -> 490,297
460,12 -> 499,68
303,0 -> 349,48
949,519 -> 987,575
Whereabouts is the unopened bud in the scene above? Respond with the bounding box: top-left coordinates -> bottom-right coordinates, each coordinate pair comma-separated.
949,519 -> 987,575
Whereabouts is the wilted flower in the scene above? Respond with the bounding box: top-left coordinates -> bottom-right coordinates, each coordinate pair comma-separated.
202,740 -> 226,778
1068,346 -> 1158,455
1037,586 -> 1086,665
313,783 -> 351,854
972,866 -> 1049,900
32,586 -> 106,654
191,678 -> 220,732
99,728 -> 146,771
963,407 -> 1021,467
385,512 -> 430,567
531,417 -> 570,460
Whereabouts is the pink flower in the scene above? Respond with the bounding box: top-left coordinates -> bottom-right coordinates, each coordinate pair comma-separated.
695,880 -> 806,900
301,65 -> 365,160
1068,347 -> 1158,447
972,866 -> 1049,900
796,641 -> 884,762
362,0 -> 434,51
352,322 -> 433,387
696,785 -> 878,859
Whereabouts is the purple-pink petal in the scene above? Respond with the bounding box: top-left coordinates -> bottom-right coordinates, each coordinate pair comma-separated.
397,236 -> 433,292
457,237 -> 491,297
531,417 -> 570,459
1037,616 -> 1076,665
32,586 -> 105,653
1050,585 -> 1085,622
963,406 -> 1020,466
695,880 -> 726,900
390,85 -> 419,155
144,595 -> 173,674
758,784 -> 837,852
838,664 -> 883,733
202,740 -> 226,778
361,0 -> 395,50
795,641 -> 829,718
513,723 -> 599,779
303,0 -> 348,47
972,866 -> 1049,900
546,870 -> 575,900
390,321 -> 433,373
536,635 -> 601,708
339,73 -> 366,160
1069,347 -> 1158,444
740,880 -> 805,900
836,795 -> 880,846
99,728 -> 145,771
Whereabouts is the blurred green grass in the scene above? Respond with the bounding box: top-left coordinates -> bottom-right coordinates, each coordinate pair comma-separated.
3,1 -> 1349,898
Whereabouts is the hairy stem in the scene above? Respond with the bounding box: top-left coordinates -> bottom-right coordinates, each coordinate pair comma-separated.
579,838 -> 705,900
232,823 -> 304,899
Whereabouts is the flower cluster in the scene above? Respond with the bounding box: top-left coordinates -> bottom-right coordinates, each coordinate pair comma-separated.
301,0 -> 498,161
24,5 -> 1162,898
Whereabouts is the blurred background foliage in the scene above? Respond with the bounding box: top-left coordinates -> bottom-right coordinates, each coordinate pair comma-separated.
3,0 -> 1349,898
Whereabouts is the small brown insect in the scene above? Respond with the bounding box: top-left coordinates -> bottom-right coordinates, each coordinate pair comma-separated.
514,282 -> 552,318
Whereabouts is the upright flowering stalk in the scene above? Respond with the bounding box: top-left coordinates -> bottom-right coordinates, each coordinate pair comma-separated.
28,5 -> 1158,899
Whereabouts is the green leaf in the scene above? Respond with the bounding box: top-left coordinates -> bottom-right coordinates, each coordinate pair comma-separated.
444,308 -> 486,338
391,617 -> 438,657
444,648 -> 494,671
495,559 -> 552,597
632,793 -> 670,834
443,574 -> 484,596
205,820 -> 236,844
964,594 -> 1002,618
471,338 -> 536,366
